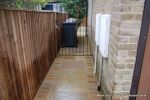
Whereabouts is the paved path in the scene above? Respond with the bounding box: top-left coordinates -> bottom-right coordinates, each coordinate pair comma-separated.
34,56 -> 101,100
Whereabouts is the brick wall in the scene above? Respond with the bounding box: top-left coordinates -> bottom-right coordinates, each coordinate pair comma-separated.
88,0 -> 145,100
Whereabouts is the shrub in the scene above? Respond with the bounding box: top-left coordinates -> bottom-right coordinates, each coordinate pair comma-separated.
60,0 -> 87,20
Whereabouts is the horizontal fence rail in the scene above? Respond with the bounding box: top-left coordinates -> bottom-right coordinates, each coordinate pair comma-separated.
0,9 -> 67,100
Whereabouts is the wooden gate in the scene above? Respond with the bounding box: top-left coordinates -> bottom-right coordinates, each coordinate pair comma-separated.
130,0 -> 150,99
136,25 -> 150,100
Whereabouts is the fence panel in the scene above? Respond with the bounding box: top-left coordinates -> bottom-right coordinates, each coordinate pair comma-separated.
0,9 -> 67,100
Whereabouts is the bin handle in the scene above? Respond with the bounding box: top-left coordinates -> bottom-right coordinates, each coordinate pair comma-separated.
55,21 -> 60,30
55,24 -> 59,29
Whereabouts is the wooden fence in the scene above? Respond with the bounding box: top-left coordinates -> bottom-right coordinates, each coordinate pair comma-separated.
0,9 -> 67,100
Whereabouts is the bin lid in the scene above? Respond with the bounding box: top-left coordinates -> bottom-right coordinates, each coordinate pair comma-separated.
64,18 -> 77,23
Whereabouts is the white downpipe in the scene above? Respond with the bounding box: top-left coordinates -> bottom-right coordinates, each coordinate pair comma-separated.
94,14 -> 102,75
94,45 -> 98,74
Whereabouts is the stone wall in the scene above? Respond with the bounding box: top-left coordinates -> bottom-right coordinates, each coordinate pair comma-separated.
88,0 -> 145,100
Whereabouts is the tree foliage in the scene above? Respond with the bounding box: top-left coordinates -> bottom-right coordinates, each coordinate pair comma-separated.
0,0 -> 16,7
15,0 -> 48,9
60,0 -> 87,20
0,0 -> 49,9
